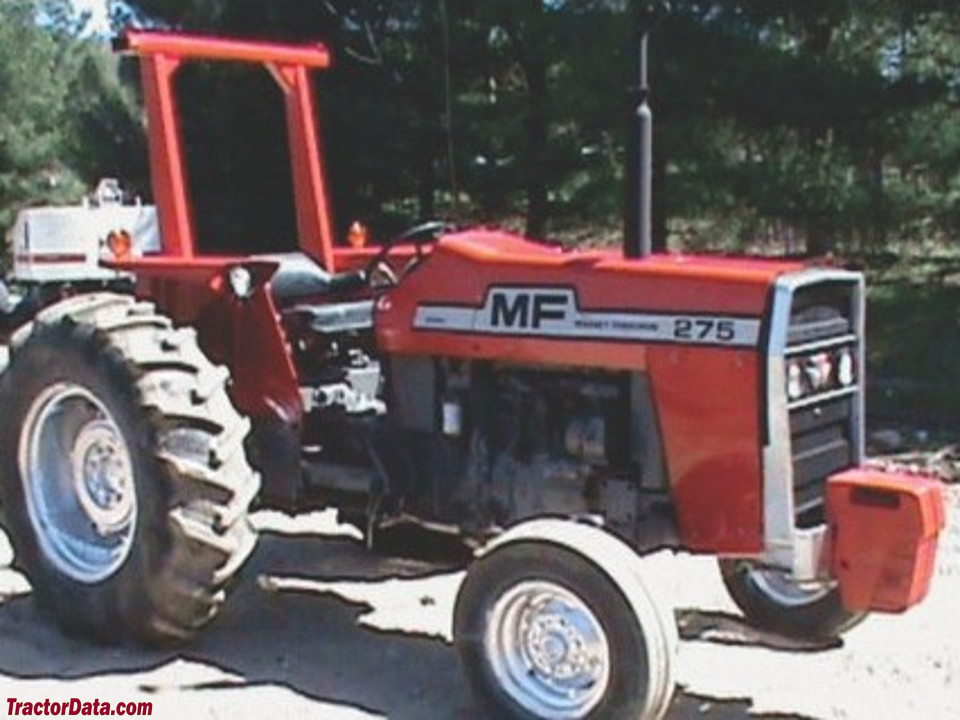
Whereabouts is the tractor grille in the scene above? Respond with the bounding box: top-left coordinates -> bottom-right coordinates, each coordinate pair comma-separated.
785,280 -> 861,526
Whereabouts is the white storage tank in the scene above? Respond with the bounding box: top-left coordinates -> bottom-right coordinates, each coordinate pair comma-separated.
7,179 -> 160,284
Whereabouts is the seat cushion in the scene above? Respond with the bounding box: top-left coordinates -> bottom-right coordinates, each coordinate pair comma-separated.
258,252 -> 333,305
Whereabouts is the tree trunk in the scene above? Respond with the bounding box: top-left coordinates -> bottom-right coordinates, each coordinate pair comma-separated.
524,56 -> 548,238
418,129 -> 437,220
518,0 -> 548,239
652,143 -> 668,252
806,226 -> 831,257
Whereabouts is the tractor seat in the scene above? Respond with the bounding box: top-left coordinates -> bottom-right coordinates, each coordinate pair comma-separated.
258,253 -> 366,306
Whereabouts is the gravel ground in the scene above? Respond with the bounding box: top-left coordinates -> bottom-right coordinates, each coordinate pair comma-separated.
0,485 -> 957,719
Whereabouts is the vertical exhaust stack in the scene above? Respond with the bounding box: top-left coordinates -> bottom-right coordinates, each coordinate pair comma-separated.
624,3 -> 668,259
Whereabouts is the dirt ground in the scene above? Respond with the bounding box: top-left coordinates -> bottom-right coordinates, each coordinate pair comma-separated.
1,485 -> 957,720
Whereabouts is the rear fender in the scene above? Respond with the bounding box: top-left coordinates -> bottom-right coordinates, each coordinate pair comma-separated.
220,261 -> 303,425
124,258 -> 303,426
223,262 -> 304,507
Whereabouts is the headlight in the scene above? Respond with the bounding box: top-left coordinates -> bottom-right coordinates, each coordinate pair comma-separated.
228,265 -> 254,298
836,348 -> 855,386
805,352 -> 833,392
787,360 -> 804,400
787,347 -> 856,403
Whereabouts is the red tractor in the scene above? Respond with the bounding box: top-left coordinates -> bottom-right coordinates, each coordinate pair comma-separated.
0,31 -> 945,720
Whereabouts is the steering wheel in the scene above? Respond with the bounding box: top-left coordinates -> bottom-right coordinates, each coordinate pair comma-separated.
364,220 -> 455,288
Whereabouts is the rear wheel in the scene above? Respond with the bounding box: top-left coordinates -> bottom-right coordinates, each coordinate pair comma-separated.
454,521 -> 676,720
719,558 -> 865,640
0,294 -> 259,644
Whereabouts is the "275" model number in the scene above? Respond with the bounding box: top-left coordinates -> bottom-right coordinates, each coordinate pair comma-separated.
673,317 -> 737,343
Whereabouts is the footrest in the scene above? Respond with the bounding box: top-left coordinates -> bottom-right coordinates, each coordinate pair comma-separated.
291,300 -> 374,333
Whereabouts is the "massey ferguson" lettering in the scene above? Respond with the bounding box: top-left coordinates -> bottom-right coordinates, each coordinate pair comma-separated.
413,287 -> 761,347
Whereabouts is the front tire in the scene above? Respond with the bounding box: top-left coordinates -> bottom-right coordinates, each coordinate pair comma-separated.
0,294 -> 259,644
719,558 -> 865,640
454,521 -> 676,720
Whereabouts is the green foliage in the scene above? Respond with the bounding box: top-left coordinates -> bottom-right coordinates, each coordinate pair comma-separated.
5,0 -> 960,256
866,276 -> 960,419
0,0 -> 144,231
63,50 -> 148,197
0,0 -> 84,228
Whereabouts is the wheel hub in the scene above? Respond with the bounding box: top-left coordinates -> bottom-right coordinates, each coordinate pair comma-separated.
486,581 -> 610,718
73,420 -> 134,534
524,607 -> 600,684
19,383 -> 138,584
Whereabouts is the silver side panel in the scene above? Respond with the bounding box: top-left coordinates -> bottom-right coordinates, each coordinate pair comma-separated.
763,269 -> 865,577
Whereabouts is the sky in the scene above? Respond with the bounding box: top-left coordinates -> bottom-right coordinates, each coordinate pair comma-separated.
71,0 -> 111,34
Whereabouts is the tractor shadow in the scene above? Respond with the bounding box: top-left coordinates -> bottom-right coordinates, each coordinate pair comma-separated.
676,610 -> 840,653
0,516 -> 811,720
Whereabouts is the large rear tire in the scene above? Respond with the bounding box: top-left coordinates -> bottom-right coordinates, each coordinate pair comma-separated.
0,294 -> 259,644
454,520 -> 677,720
719,558 -> 865,640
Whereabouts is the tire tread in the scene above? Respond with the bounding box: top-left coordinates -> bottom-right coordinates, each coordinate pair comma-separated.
0,293 -> 259,644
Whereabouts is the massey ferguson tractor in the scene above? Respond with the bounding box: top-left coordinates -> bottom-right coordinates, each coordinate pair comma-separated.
0,30 -> 946,720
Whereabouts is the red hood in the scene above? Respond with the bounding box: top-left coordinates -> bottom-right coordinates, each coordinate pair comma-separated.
437,229 -> 807,285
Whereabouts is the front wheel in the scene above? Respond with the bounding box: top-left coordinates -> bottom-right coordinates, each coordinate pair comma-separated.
454,521 -> 676,720
719,559 -> 865,640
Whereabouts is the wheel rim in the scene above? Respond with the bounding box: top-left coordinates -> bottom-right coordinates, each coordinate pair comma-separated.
741,563 -> 833,607
19,383 -> 137,584
485,580 -> 611,719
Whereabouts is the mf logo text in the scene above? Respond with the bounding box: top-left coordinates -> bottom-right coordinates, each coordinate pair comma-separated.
488,289 -> 571,329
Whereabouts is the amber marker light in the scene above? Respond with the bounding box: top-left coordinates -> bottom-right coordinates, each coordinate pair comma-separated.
347,221 -> 369,248
106,229 -> 133,260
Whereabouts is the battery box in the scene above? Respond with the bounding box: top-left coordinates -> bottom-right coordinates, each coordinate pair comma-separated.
826,468 -> 945,613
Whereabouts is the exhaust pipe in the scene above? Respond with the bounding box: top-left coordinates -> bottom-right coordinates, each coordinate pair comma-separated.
624,3 -> 669,259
